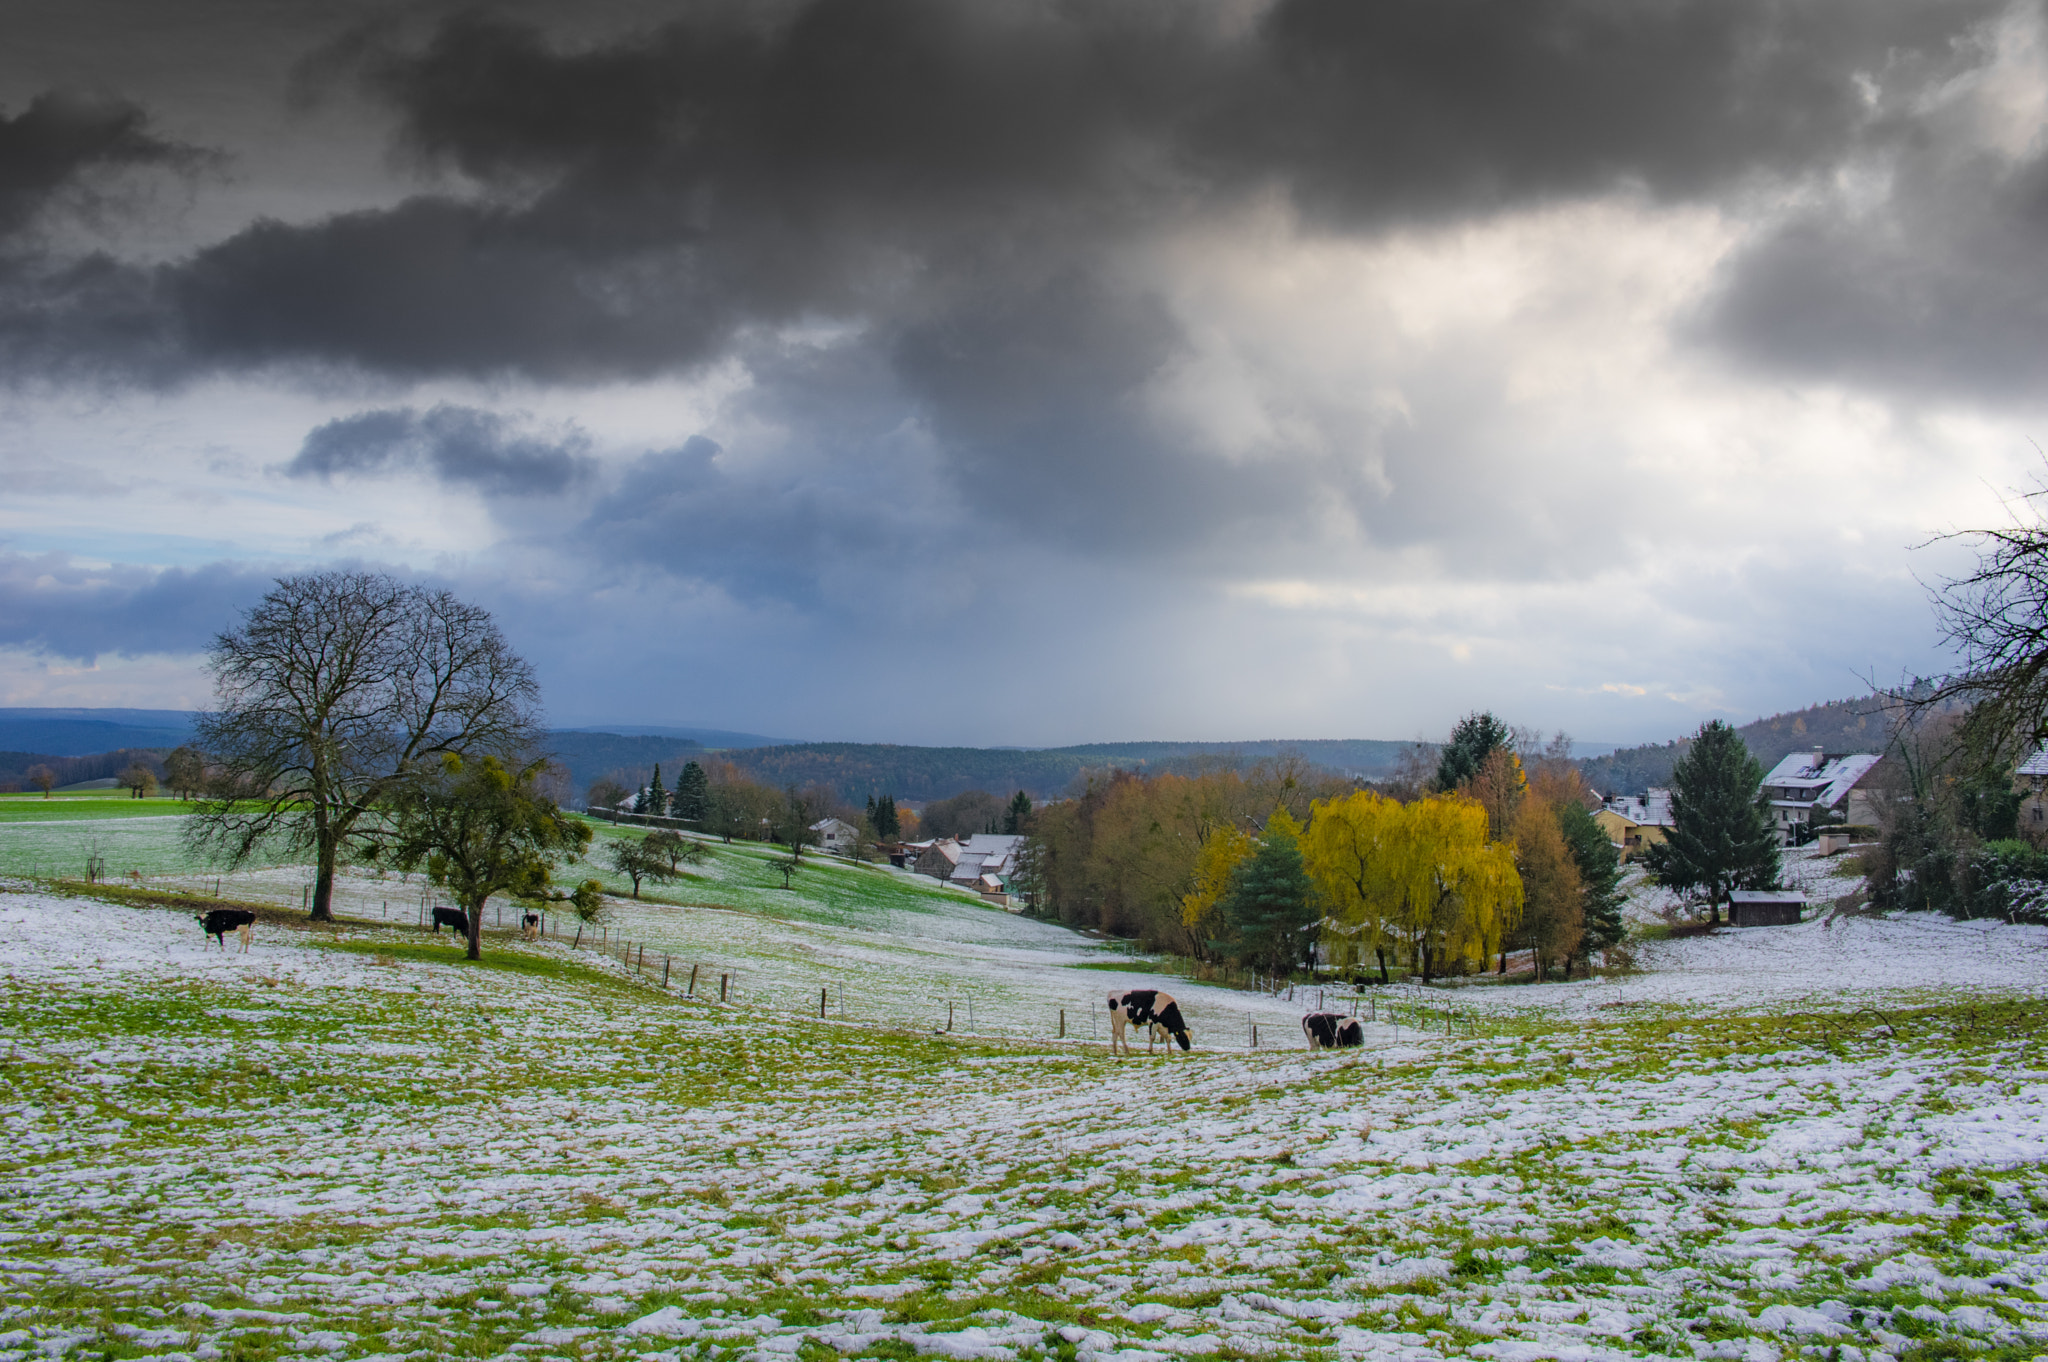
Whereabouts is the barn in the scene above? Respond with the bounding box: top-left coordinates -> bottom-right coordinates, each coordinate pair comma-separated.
1727,890 -> 1805,927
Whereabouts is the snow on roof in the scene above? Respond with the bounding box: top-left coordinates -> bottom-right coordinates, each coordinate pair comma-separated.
1760,752 -> 1881,808
948,852 -> 989,882
961,833 -> 1023,855
2021,745 -> 2048,777
809,817 -> 858,833
1602,788 -> 1674,827
1729,889 -> 1806,904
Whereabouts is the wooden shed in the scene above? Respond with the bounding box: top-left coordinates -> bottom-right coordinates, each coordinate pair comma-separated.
1727,890 -> 1805,927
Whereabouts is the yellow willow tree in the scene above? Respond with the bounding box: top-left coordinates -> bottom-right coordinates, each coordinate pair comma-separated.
1405,795 -> 1523,980
1301,789 -> 1403,980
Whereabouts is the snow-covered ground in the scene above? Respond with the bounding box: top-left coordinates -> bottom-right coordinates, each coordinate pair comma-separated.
1,880 -> 2044,1362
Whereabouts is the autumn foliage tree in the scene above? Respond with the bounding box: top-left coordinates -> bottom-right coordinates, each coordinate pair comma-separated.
1511,799 -> 1583,981
1302,790 -> 1522,982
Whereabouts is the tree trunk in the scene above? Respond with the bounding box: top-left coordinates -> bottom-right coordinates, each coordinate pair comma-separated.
467,896 -> 486,961
1375,947 -> 1389,985
1420,941 -> 1434,983
311,837 -> 338,922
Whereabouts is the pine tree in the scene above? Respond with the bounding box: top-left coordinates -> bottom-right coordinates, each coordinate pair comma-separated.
874,794 -> 900,840
1644,720 -> 1781,923
673,761 -> 709,823
1219,812 -> 1319,975
1003,790 -> 1032,834
644,763 -> 667,817
1558,801 -> 1626,961
1436,711 -> 1513,791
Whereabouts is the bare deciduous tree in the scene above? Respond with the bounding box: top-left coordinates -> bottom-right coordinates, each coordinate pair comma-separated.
1918,472 -> 2048,763
186,571 -> 540,921
26,764 -> 56,799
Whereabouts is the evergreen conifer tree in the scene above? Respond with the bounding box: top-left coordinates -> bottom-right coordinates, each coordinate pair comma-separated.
1436,711 -> 1513,791
1003,790 -> 1033,834
1557,801 -> 1625,960
1643,720 -> 1780,922
1219,812 -> 1319,975
875,794 -> 900,839
673,761 -> 709,822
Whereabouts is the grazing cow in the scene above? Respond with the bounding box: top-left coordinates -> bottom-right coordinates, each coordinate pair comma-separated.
197,909 -> 255,953
1302,1012 -> 1365,1049
1108,988 -> 1192,1055
521,913 -> 541,941
431,906 -> 470,937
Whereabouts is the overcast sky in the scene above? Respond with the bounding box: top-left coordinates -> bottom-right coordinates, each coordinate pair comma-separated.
2,0 -> 2043,745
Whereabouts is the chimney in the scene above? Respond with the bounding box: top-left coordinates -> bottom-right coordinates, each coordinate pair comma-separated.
1811,746 -> 1826,772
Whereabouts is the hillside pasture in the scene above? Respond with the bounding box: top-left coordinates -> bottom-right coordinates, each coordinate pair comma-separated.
0,884 -> 2044,1362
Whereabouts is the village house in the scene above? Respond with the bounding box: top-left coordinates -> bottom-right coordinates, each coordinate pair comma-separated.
809,817 -> 861,855
2016,747 -> 2048,837
909,833 -> 1024,905
1757,748 -> 1883,845
1594,789 -> 1674,860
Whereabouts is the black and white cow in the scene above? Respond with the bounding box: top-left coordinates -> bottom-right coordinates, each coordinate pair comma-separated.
1108,989 -> 1192,1055
431,906 -> 470,937
521,913 -> 541,941
197,909 -> 255,953
1301,1012 -> 1364,1050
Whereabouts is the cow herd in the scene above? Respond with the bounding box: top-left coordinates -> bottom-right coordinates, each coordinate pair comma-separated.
190,914 -> 1371,1057
1106,988 -> 1369,1056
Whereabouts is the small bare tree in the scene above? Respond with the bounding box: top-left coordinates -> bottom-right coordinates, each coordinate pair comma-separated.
25,764 -> 56,799
1917,469 -> 2048,764
118,764 -> 158,799
186,571 -> 540,921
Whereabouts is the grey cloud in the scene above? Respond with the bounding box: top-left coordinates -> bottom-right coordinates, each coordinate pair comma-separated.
286,404 -> 594,495
1703,146 -> 2048,401
0,1 -> 2012,387
0,90 -> 200,241
0,552 -> 271,662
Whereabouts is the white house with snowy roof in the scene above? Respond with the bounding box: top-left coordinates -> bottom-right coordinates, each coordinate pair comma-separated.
2015,746 -> 2048,835
809,817 -> 861,855
1758,748 -> 1884,844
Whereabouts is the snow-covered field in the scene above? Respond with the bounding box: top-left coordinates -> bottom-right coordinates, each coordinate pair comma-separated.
2,865 -> 2045,1362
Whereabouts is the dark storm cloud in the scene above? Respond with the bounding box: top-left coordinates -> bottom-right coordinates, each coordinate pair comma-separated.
1703,136 -> 2048,401
0,0 -> 2010,388
0,90 -> 199,240
0,552 -> 270,662
286,404 -> 594,495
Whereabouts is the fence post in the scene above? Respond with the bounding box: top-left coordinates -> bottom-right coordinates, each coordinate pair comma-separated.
689,964 -> 699,996
1059,1009 -> 1066,1039
720,973 -> 729,1002
947,1001 -> 954,1032
820,987 -> 827,1019
663,956 -> 672,988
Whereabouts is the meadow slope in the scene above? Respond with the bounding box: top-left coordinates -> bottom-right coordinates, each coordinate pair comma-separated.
0,870 -> 2044,1362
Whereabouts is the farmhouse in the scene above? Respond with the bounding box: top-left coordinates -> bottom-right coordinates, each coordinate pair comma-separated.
809,817 -> 861,855
1595,789 -> 1674,860
1758,749 -> 1883,845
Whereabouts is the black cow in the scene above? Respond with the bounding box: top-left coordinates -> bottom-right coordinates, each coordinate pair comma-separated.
431,906 -> 470,937
1302,1012 -> 1364,1049
1108,988 -> 1192,1055
197,909 -> 255,953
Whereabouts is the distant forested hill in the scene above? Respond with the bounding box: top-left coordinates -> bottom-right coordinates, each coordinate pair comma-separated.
1578,695 -> 1895,795
709,738 -> 1414,803
0,711 -> 196,756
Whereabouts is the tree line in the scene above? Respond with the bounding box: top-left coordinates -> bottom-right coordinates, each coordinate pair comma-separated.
1014,724 -> 1626,983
